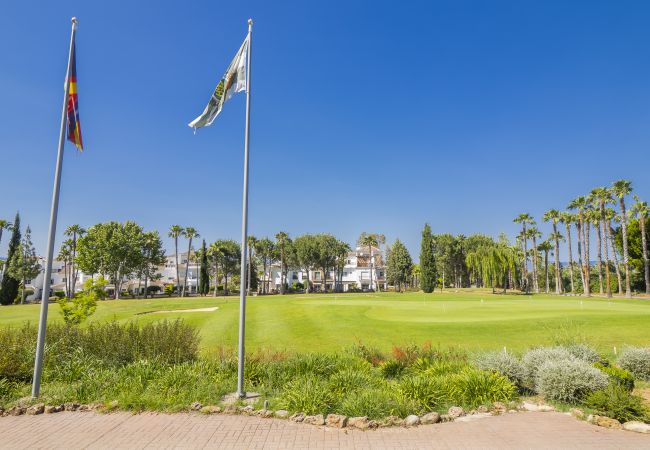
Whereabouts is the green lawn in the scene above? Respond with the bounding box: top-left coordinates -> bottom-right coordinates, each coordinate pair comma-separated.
1,290 -> 649,355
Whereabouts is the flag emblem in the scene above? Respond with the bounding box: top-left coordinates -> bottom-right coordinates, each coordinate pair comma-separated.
67,40 -> 83,151
189,36 -> 249,130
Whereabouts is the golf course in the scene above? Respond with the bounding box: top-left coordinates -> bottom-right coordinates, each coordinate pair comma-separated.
1,290 -> 648,355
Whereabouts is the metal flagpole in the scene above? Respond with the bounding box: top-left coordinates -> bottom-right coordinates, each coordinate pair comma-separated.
32,17 -> 78,398
237,18 -> 253,398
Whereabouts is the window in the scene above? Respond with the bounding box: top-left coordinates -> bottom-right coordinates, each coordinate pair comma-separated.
292,273 -> 298,280
314,271 -> 321,281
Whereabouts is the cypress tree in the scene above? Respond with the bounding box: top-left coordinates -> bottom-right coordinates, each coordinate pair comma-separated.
199,240 -> 210,296
420,223 -> 437,293
0,212 -> 21,305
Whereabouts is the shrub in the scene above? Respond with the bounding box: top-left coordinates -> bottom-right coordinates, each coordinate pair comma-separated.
328,367 -> 378,396
397,375 -> 447,411
380,360 -> 407,378
474,351 -> 525,387
447,368 -> 517,408
535,359 -> 608,402
346,342 -> 385,366
278,375 -> 334,415
618,347 -> 650,381
53,290 -> 66,299
584,384 -> 649,423
522,347 -> 575,385
164,285 -> 174,297
339,386 -> 416,419
594,363 -> 635,391
563,344 -> 601,364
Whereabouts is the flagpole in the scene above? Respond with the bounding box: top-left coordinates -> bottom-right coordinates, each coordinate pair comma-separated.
237,18 -> 253,398
31,17 -> 78,398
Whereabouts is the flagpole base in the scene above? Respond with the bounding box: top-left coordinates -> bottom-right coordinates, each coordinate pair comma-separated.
222,391 -> 260,405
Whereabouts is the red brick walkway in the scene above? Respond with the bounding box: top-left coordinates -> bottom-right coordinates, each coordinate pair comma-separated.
0,411 -> 648,449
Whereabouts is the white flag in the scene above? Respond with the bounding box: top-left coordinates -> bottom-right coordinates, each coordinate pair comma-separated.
189,36 -> 249,129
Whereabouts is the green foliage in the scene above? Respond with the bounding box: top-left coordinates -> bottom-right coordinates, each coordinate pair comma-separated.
522,347 -> 575,385
339,387 -> 416,419
57,277 -> 106,325
381,359 -> 407,378
6,226 -> 40,303
447,368 -> 517,408
474,351 -> 525,387
563,343 -> 601,364
419,223 -> 437,293
398,374 -> 447,411
594,363 -> 635,391
0,212 -> 20,306
164,284 -> 174,297
535,359 -> 608,402
618,347 -> 650,381
199,240 -> 210,295
386,239 -> 413,292
584,384 -> 649,423
278,375 -> 334,415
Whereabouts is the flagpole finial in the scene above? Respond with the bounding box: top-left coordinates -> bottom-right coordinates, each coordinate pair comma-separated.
248,18 -> 253,27
71,17 -> 78,27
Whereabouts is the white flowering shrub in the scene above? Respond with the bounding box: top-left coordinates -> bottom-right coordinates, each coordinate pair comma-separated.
563,343 -> 601,364
618,347 -> 650,381
522,347 -> 575,386
535,359 -> 608,402
474,352 -> 525,387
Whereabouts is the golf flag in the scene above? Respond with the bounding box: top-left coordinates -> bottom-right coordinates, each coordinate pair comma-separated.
189,36 -> 249,129
66,39 -> 83,151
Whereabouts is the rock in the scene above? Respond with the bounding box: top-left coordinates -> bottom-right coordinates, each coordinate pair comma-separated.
89,403 -> 104,411
368,420 -> 379,429
440,414 -> 453,422
190,401 -> 203,411
455,413 -> 492,422
326,414 -> 348,428
348,416 -> 371,429
255,409 -> 273,418
477,405 -> 489,414
570,408 -> 584,419
77,404 -> 90,412
290,412 -> 305,423
64,402 -> 80,412
521,402 -> 539,412
420,412 -> 441,424
588,415 -> 622,429
378,415 -> 402,427
623,421 -> 650,434
26,404 -> 44,415
274,409 -> 289,419
303,414 -> 325,426
222,405 -> 238,415
537,404 -> 555,412
44,405 -> 57,414
238,405 -> 254,415
448,406 -> 465,418
200,405 -> 221,414
492,402 -> 507,414
8,406 -> 26,416
404,415 -> 420,427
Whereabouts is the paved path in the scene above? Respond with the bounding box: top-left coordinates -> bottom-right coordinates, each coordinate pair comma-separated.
0,411 -> 648,449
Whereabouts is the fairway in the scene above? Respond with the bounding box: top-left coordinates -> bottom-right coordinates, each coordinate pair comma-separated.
1,290 -> 649,355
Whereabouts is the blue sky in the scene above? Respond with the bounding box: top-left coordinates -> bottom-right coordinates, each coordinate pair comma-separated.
1,0 -> 649,258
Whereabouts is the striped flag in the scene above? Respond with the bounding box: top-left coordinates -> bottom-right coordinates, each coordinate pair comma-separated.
189,36 -> 249,130
66,40 -> 83,151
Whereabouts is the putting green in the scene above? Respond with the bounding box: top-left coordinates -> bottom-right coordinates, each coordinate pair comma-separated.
0,290 -> 648,355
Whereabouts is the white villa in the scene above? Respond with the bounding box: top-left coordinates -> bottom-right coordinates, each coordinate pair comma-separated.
13,245 -> 386,301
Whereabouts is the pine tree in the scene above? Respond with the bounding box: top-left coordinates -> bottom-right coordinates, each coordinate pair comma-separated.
420,223 -> 437,293
386,239 -> 413,292
199,240 -> 210,295
8,226 -> 41,304
0,212 -> 21,305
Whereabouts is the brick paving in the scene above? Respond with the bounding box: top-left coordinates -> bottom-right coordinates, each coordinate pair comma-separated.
0,411 -> 648,449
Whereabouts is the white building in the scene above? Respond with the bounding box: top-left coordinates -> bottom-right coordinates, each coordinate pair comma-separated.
263,246 -> 386,292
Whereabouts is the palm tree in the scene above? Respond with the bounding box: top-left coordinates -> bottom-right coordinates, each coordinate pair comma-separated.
209,241 -> 224,296
63,224 -> 86,297
275,231 -> 290,294
543,209 -> 563,294
246,235 -> 257,295
631,195 -> 649,294
168,225 -> 184,296
357,232 -> 385,291
587,205 -> 604,295
611,179 -> 633,298
559,212 -> 576,293
57,243 -> 72,298
513,214 -> 535,292
605,207 -> 624,295
181,227 -> 199,297
591,187 -> 614,297
538,240 -> 553,293
568,196 -> 590,296
527,226 -> 541,293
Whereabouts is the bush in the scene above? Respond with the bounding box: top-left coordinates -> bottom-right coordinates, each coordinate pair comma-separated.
618,347 -> 650,381
522,347 -> 575,385
398,375 -> 447,411
278,375 -> 334,415
563,344 -> 601,364
328,366 -> 378,396
584,384 -> 649,423
53,290 -> 66,299
447,368 -> 517,408
380,359 -> 407,378
594,363 -> 635,391
339,386 -> 416,419
535,359 -> 608,402
474,352 -> 525,387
